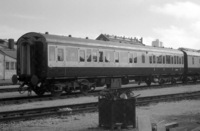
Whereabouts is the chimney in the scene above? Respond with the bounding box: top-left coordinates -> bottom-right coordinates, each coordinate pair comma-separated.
8,39 -> 14,49
140,37 -> 143,44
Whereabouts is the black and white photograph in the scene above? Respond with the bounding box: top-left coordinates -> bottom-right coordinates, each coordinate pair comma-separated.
0,0 -> 200,130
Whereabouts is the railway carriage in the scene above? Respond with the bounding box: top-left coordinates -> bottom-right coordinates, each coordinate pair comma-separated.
179,48 -> 200,82
12,32 -> 188,96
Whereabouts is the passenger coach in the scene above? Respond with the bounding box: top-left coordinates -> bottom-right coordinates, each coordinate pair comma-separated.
179,48 -> 200,82
12,32 -> 185,96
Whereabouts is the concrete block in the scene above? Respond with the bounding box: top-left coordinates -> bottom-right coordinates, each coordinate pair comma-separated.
137,115 -> 152,131
157,123 -> 166,131
165,122 -> 178,131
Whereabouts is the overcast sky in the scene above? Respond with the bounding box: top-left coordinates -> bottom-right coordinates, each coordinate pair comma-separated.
1,0 -> 200,49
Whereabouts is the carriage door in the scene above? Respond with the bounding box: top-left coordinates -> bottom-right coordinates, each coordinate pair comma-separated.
20,42 -> 31,75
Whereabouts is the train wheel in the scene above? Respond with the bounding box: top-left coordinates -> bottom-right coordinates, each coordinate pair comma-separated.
90,85 -> 96,91
64,87 -> 72,94
145,80 -> 151,87
171,78 -> 176,85
18,82 -> 26,94
79,79 -> 90,95
33,83 -> 46,96
34,86 -> 45,96
192,76 -> 197,83
145,77 -> 151,87
80,84 -> 90,95
106,84 -> 111,89
51,90 -> 62,97
158,79 -> 164,86
50,84 -> 63,97
182,77 -> 188,84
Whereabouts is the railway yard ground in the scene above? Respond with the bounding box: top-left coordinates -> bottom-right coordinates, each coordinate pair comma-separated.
0,79 -> 12,86
1,99 -> 200,130
1,83 -> 200,130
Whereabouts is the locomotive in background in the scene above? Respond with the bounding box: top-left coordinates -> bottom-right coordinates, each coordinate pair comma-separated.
12,32 -> 200,96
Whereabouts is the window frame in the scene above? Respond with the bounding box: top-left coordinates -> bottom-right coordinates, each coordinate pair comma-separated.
57,47 -> 64,61
79,49 -> 86,62
114,51 -> 119,63
86,49 -> 92,62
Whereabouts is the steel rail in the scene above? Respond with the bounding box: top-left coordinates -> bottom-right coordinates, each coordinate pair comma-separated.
0,80 -> 198,93
0,91 -> 99,105
0,91 -> 200,122
0,88 -> 21,93
0,82 -> 199,105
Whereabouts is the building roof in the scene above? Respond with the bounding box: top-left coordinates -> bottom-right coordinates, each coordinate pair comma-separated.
96,34 -> 145,46
0,39 -> 17,59
0,49 -> 16,59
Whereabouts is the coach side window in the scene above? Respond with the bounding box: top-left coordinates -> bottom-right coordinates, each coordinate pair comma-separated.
149,55 -> 152,64
105,51 -> 110,62
171,56 -> 173,64
174,56 -> 176,64
99,51 -> 104,62
105,51 -> 114,63
49,46 -> 56,61
166,55 -> 170,64
142,53 -> 145,63
134,53 -> 137,63
192,57 -> 194,65
157,55 -> 162,64
79,50 -> 85,62
163,56 -> 165,64
57,48 -> 64,61
93,49 -> 98,62
129,53 -> 133,63
87,49 -> 92,62
179,57 -> 182,64
153,55 -> 156,64
115,52 -> 119,63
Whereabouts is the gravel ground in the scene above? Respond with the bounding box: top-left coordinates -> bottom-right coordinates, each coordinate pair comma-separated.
1,100 -> 200,131
1,84 -> 200,130
1,84 -> 200,112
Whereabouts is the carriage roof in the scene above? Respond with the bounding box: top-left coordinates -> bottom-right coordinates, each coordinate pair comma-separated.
20,32 -> 183,55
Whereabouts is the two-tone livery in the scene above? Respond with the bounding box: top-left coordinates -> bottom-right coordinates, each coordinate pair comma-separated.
12,32 -> 200,96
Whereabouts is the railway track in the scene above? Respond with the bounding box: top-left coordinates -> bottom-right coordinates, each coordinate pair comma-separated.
0,91 -> 200,123
0,87 -> 21,93
0,82 -> 198,105
0,83 -> 177,93
0,80 -> 198,93
0,91 -> 100,105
